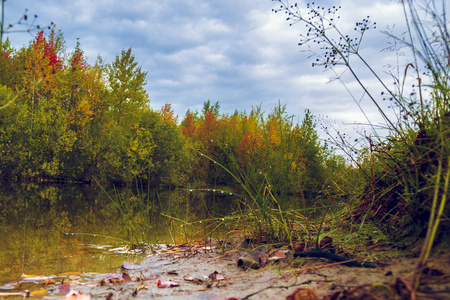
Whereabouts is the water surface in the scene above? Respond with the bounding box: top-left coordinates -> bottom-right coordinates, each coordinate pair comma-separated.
0,182 -> 234,292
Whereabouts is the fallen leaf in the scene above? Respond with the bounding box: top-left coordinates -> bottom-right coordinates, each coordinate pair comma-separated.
184,276 -> 204,284
268,250 -> 288,261
286,288 -> 318,300
258,253 -> 266,267
41,279 -> 56,285
59,282 -> 71,293
122,272 -> 131,282
21,274 -> 41,278
209,271 -> 225,281
0,292 -> 26,297
322,291 -> 341,300
21,274 -> 54,281
320,236 -> 333,248
294,244 -> 304,253
105,273 -> 122,280
106,273 -> 127,282
63,290 -> 91,300
157,280 -> 180,288
168,270 -> 179,275
0,283 -> 16,290
30,289 -> 48,298
145,274 -> 159,280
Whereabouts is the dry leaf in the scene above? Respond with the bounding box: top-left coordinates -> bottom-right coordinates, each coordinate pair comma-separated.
286,288 -> 318,300
63,290 -> 91,300
209,271 -> 225,281
122,272 -> 131,282
157,280 -> 180,288
30,289 -> 48,298
21,274 -> 54,281
58,282 -> 71,293
184,276 -> 204,284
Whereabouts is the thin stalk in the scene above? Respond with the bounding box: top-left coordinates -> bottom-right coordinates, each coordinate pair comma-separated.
413,157 -> 450,290
0,0 -> 4,45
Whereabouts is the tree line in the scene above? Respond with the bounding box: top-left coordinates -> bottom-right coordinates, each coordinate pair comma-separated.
0,30 -> 346,197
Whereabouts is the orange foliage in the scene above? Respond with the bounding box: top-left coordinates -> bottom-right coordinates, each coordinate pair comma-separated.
161,103 -> 177,123
199,110 -> 219,142
181,111 -> 196,139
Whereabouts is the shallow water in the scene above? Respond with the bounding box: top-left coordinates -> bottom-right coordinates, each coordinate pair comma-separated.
0,182 -> 234,293
0,181 -> 322,297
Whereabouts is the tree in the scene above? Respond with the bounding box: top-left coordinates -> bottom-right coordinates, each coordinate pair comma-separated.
107,48 -> 149,123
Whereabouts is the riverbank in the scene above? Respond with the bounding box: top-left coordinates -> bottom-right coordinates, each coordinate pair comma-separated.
4,240 -> 448,300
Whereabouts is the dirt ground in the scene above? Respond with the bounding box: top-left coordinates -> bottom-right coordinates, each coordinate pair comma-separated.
63,242 -> 450,300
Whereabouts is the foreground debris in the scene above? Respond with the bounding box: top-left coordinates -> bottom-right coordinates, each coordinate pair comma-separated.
0,240 -> 449,299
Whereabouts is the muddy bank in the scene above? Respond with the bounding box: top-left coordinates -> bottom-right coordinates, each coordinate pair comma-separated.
53,243 -> 450,300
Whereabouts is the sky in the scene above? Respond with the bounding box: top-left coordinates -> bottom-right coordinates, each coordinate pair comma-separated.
2,0 -> 415,142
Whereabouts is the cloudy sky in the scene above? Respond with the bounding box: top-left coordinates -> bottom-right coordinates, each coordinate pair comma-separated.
3,0 -> 412,141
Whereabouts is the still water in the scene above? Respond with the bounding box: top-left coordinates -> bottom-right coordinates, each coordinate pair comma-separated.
0,182 -> 235,290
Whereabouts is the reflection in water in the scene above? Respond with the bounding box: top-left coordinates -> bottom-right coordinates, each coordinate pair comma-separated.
0,182 -> 236,289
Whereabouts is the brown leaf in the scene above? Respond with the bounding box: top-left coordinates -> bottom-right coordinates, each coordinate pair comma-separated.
294,243 -> 304,253
209,271 -> 225,281
320,236 -> 333,248
268,250 -> 287,261
184,276 -> 204,284
286,288 -> 318,300
122,272 -> 131,282
41,279 -> 56,285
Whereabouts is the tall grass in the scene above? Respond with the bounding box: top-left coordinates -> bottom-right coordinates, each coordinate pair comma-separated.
187,105 -> 342,247
274,0 -> 449,291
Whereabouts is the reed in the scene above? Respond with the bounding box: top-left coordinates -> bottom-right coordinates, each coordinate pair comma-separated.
274,0 -> 449,291
94,177 -> 156,247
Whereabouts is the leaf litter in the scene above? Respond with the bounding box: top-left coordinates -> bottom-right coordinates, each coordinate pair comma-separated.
0,238 -> 449,299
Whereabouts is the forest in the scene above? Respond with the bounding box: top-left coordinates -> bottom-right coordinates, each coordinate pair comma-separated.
0,30 -> 343,194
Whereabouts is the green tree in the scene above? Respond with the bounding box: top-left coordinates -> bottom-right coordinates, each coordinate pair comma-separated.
107,48 -> 149,124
